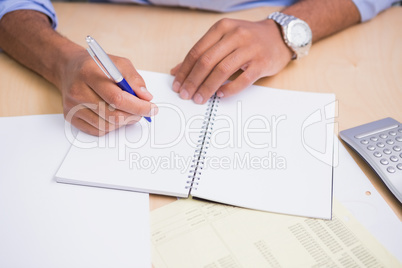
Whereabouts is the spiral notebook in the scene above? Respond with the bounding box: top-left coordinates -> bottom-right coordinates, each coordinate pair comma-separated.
55,70 -> 336,219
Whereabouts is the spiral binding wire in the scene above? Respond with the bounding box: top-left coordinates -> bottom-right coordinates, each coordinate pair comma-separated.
185,94 -> 220,192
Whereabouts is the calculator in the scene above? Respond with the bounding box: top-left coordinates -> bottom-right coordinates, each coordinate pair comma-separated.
340,117 -> 402,203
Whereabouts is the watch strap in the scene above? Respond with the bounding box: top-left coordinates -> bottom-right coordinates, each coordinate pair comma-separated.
268,11 -> 312,60
268,11 -> 297,27
268,11 -> 298,60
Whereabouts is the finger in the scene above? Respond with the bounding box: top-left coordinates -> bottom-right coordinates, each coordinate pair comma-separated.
86,77 -> 158,118
171,63 -> 183,92
65,80 -> 143,126
216,65 -> 261,98
191,48 -> 250,104
172,19 -> 235,95
66,100 -> 142,135
70,116 -> 108,137
115,56 -> 153,101
73,106 -> 140,134
170,62 -> 182,77
84,101 -> 142,126
67,106 -> 115,136
178,34 -> 240,102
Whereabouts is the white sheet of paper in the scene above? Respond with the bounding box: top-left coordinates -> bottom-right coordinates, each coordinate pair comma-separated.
192,85 -> 335,219
0,114 -> 151,268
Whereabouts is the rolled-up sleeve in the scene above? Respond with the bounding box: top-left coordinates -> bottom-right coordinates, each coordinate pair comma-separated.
352,0 -> 398,22
0,0 -> 57,28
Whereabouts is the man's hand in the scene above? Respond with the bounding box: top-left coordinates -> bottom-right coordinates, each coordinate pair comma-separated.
170,18 -> 293,104
0,10 -> 157,136
60,49 -> 157,136
171,0 -> 361,104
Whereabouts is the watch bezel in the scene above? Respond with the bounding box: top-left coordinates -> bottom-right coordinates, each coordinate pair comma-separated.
285,19 -> 313,49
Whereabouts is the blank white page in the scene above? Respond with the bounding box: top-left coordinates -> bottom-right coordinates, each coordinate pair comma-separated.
0,114 -> 150,268
191,85 -> 335,219
55,71 -> 208,197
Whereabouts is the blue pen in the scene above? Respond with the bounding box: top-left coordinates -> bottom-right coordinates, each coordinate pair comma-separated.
86,35 -> 152,122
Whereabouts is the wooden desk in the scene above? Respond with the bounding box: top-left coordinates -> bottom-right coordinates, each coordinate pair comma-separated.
0,3 -> 401,219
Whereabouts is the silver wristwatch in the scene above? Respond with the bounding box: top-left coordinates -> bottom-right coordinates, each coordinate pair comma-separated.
268,11 -> 312,60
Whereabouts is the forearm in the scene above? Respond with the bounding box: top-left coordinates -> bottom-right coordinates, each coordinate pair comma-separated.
0,10 -> 84,90
282,0 -> 361,43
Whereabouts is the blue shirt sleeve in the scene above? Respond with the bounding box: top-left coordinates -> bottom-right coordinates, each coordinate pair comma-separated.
352,0 -> 397,22
0,0 -> 57,28
0,0 -> 398,29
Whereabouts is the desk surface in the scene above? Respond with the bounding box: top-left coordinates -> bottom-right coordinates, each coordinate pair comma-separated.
0,2 -> 401,220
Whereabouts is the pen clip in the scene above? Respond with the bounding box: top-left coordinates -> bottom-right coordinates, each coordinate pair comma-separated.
86,47 -> 112,80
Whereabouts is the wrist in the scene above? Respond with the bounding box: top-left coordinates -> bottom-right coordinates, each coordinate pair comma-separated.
50,38 -> 87,92
260,19 -> 293,63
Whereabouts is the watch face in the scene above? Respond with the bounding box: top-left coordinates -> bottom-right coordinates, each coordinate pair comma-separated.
287,20 -> 312,47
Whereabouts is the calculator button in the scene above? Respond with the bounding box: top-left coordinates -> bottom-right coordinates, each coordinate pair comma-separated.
380,134 -> 388,139
373,151 -> 382,158
393,146 -> 401,152
360,140 -> 369,145
386,139 -> 394,145
387,166 -> 396,173
383,149 -> 392,155
390,155 -> 398,162
396,136 -> 402,142
367,145 -> 375,151
397,163 -> 402,170
398,128 -> 402,133
377,142 -> 385,148
370,137 -> 378,142
389,131 -> 397,136
380,159 -> 389,165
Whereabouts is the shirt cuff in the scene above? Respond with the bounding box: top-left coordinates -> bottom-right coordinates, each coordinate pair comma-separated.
0,0 -> 57,29
352,0 -> 395,22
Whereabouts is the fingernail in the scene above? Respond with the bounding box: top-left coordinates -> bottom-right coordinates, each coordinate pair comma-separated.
179,88 -> 189,99
172,81 -> 181,92
149,104 -> 158,116
141,86 -> 152,96
217,91 -> 224,98
193,93 -> 203,104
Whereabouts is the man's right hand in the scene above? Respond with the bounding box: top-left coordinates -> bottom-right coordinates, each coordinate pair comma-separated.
60,50 -> 158,136
0,10 -> 157,136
